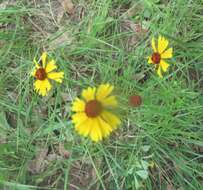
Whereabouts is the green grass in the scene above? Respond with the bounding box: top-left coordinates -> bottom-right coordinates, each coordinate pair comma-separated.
0,0 -> 203,189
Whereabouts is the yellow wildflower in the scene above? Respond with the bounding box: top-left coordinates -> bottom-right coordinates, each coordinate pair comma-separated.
31,52 -> 64,96
71,84 -> 121,142
148,36 -> 173,78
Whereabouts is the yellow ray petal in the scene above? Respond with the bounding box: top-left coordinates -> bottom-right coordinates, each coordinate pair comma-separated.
101,111 -> 121,130
41,52 -> 47,68
89,118 -> 102,142
160,60 -> 169,72
72,112 -> 88,125
96,84 -> 114,101
82,87 -> 96,102
158,36 -> 169,54
90,128 -> 98,142
151,37 -> 156,52
161,48 -> 173,59
34,79 -> 52,96
45,59 -> 57,73
34,58 -> 40,69
148,56 -> 153,64
47,72 -> 64,83
75,118 -> 92,137
72,98 -> 85,112
34,80 -> 41,92
31,68 -> 37,76
101,95 -> 118,107
76,123 -> 86,135
98,116 -> 113,138
157,65 -> 163,78
82,118 -> 92,137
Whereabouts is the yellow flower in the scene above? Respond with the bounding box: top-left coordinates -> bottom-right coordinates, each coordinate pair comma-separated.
31,52 -> 64,96
148,36 -> 173,78
71,84 -> 121,142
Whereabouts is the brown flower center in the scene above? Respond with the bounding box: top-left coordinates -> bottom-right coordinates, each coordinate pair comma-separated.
85,100 -> 102,118
151,52 -> 161,64
35,68 -> 47,80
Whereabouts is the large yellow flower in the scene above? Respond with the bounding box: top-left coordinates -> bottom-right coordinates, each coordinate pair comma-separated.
31,52 -> 64,96
71,84 -> 121,142
148,36 -> 173,78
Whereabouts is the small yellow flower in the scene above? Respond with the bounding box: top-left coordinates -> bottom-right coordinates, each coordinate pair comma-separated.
148,36 -> 173,78
31,52 -> 64,96
71,84 -> 121,142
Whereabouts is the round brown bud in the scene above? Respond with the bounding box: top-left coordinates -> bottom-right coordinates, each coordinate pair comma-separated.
129,95 -> 142,107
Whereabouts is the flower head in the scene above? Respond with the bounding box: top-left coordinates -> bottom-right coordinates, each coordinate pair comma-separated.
148,36 -> 173,78
31,52 -> 64,96
71,84 -> 121,142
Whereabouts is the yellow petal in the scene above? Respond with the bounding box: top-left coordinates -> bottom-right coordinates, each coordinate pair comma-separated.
151,37 -> 156,52
75,118 -> 92,137
41,52 -> 47,68
82,87 -> 96,102
34,58 -> 40,68
82,118 -> 92,136
96,84 -> 114,101
98,116 -> 113,138
90,128 -> 99,142
34,80 -> 41,92
72,98 -> 85,112
47,72 -> 64,83
75,123 -> 85,135
158,36 -> 169,54
31,68 -> 37,76
101,95 -> 118,107
148,56 -> 153,64
72,112 -> 88,125
157,65 -> 163,78
45,59 -> 57,73
161,48 -> 173,59
160,60 -> 169,72
89,118 -> 102,142
34,79 -> 52,96
101,111 -> 121,130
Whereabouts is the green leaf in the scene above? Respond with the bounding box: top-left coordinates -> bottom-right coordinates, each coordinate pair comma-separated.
134,176 -> 140,189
